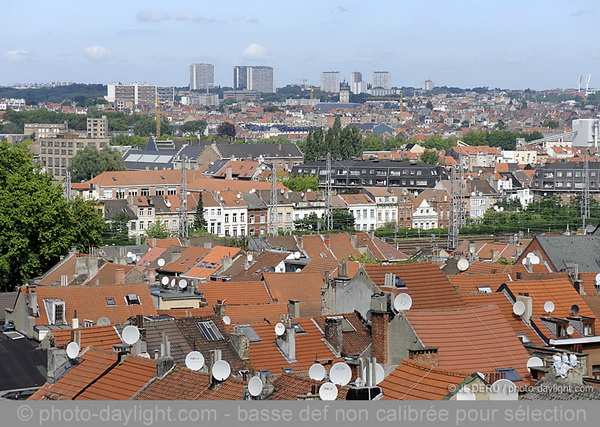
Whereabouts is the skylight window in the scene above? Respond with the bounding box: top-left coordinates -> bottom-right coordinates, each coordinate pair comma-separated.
496,368 -> 521,382
197,320 -> 224,341
238,325 -> 262,342
291,322 -> 306,334
477,286 -> 493,293
106,297 -> 116,306
125,294 -> 141,305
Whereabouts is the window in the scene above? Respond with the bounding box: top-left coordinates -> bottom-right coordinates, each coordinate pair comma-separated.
106,297 -> 116,306
125,294 -> 141,305
141,188 -> 150,196
197,320 -> 224,341
593,365 -> 600,380
291,323 -> 306,334
225,214 -> 229,223
232,213 -> 237,223
139,221 -> 144,230
496,368 -> 521,382
53,302 -> 65,325
240,213 -> 245,222
167,188 -> 177,195
238,325 -> 262,342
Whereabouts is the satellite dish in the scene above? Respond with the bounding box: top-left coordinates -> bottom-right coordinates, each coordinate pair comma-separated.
512,301 -> 526,316
185,351 -> 205,371
361,363 -> 385,385
318,382 -> 338,401
489,379 -> 518,401
178,279 -> 188,289
127,251 -> 134,259
544,301 -> 555,315
157,258 -> 166,267
393,293 -> 412,312
595,273 -> 600,286
456,387 -> 476,401
161,276 -> 169,285
567,325 -> 575,335
526,357 -> 544,372
122,325 -> 141,345
385,365 -> 399,377
248,376 -> 264,397
571,304 -> 580,315
66,342 -> 80,359
223,316 -> 231,325
294,251 -> 301,260
275,323 -> 285,336
457,258 -> 470,272
136,255 -> 141,262
309,364 -> 327,381
127,255 -> 134,264
522,257 -> 531,265
529,255 -> 540,265
212,360 -> 231,381
97,317 -> 110,326
329,362 -> 352,386
170,279 -> 176,288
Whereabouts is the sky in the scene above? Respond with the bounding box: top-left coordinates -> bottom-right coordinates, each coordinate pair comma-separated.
1,0 -> 599,90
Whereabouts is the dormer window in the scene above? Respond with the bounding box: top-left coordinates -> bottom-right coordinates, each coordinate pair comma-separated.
44,299 -> 66,325
125,294 -> 141,305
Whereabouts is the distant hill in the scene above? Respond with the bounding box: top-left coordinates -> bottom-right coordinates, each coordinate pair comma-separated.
0,84 -> 106,104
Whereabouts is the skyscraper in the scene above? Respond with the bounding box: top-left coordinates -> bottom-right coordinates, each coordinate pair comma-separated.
423,79 -> 435,91
350,72 -> 367,94
233,66 -> 275,93
190,63 -> 214,91
321,71 -> 340,93
372,71 -> 391,89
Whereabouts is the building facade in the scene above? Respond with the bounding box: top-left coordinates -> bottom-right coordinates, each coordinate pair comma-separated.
190,63 -> 215,91
233,66 -> 275,93
321,71 -> 340,93
372,71 -> 391,89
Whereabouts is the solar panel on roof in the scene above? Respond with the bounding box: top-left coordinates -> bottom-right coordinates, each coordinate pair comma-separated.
139,155 -> 159,162
126,154 -> 142,162
197,320 -> 224,341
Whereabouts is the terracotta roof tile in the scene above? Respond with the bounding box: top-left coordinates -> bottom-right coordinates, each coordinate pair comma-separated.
405,305 -> 532,383
269,373 -> 349,400
147,238 -> 182,248
48,325 -> 122,351
161,246 -> 211,273
196,377 -> 246,400
379,359 -> 468,400
363,263 -> 465,309
311,313 -> 371,356
84,263 -> 137,286
197,281 -> 273,305
91,169 -> 203,188
37,252 -> 89,286
263,272 -> 324,304
136,246 -> 167,271
184,246 -> 242,279
134,365 -> 211,400
224,303 -> 289,325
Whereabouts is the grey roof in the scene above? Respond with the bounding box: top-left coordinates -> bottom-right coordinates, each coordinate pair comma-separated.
521,376 -> 600,400
0,292 -> 17,321
534,235 -> 600,272
213,142 -> 303,159
242,192 -> 268,209
103,199 -> 137,221
0,332 -> 47,392
203,159 -> 229,177
143,318 -> 192,366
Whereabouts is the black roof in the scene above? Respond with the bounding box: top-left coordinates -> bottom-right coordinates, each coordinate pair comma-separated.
297,159 -> 439,169
533,235 -> 600,272
0,333 -> 47,392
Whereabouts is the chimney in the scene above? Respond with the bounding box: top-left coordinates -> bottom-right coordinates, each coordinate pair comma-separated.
27,285 -> 39,317
288,299 -> 300,318
115,269 -> 125,285
296,234 -> 303,251
230,328 -> 250,360
225,165 -> 233,180
491,248 -> 499,262
349,234 -> 357,249
321,277 -> 336,316
516,294 -> 533,326
337,260 -> 349,278
324,317 -> 343,355
72,310 -> 79,329
408,348 -> 439,368
213,301 -> 226,316
222,255 -> 233,271
152,238 -> 157,247
156,333 -> 175,378
469,240 -> 476,258
60,274 -> 68,286
370,293 -> 391,365
276,324 -> 296,361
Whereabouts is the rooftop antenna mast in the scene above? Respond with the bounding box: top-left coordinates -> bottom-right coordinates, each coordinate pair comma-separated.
269,166 -> 279,235
179,156 -> 189,237
64,171 -> 72,202
325,152 -> 333,230
458,153 -> 466,226
578,75 -> 583,93
586,74 -> 592,95
447,153 -> 465,250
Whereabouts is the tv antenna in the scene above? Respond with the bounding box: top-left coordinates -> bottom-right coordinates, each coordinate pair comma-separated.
179,155 -> 189,238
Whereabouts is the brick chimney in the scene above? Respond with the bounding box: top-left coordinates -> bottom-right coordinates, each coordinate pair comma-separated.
409,348 -> 439,368
230,328 -> 250,360
370,293 -> 391,365
324,317 -> 343,355
115,268 -> 125,285
225,165 -> 233,180
213,300 -> 226,316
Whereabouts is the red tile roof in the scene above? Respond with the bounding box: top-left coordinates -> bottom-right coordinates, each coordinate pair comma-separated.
134,365 -> 211,400
197,281 -> 273,305
405,305 -> 532,383
379,359 -> 468,400
183,246 -> 242,279
161,246 -> 211,273
196,378 -> 246,400
263,272 -> 325,304
48,325 -> 122,350
269,373 -> 349,400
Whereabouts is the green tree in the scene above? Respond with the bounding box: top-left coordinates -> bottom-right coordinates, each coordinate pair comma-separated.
217,122 -> 236,140
110,135 -> 147,146
420,150 -> 440,165
144,220 -> 170,239
133,115 -> 172,137
542,120 -> 560,129
193,193 -> 207,232
426,100 -> 433,109
180,119 -> 207,137
0,142 -> 103,290
294,212 -> 322,231
103,211 -> 134,246
69,146 -> 125,182
282,175 -> 319,192
322,209 -> 356,231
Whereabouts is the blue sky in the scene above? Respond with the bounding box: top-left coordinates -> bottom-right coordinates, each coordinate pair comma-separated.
1,0 -> 598,89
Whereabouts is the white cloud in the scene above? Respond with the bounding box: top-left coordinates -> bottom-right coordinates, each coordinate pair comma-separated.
83,45 -> 111,61
137,10 -> 171,22
177,11 -> 203,21
5,50 -> 29,62
242,43 -> 268,60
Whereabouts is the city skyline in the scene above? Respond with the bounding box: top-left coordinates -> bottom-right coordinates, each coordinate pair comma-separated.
1,0 -> 599,90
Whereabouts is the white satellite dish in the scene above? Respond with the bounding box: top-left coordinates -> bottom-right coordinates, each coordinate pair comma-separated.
457,258 -> 470,272
178,279 -> 188,289
127,255 -> 134,264
456,387 -> 476,401
248,376 -> 264,397
66,342 -> 80,359
318,382 -> 338,401
275,323 -> 285,336
157,258 -> 166,267
127,251 -> 134,259
544,301 -> 555,315
361,363 -> 385,385
330,362 -> 352,386
185,351 -> 205,371
122,325 -> 141,345
529,255 -> 540,265
512,301 -> 526,316
488,379 -> 518,401
526,357 -> 543,372
595,273 -> 600,287
309,363 -> 327,381
393,293 -> 412,312
294,251 -> 301,260
97,317 -> 110,326
522,257 -> 531,265
161,276 -> 169,286
136,255 -> 141,262
212,360 -> 231,381
385,365 -> 399,377
223,316 -> 231,325
170,278 -> 176,288
566,325 -> 575,335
